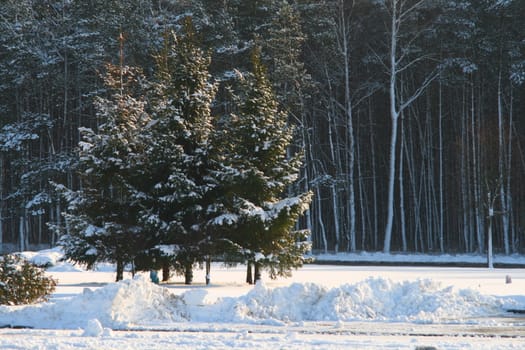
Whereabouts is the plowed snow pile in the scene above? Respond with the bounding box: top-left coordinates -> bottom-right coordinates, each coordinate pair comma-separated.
0,275 -> 512,330
0,276 -> 186,329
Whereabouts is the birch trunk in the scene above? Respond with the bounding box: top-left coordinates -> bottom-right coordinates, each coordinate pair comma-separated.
497,72 -> 510,254
487,212 -> 494,269
399,118 -> 407,252
383,1 -> 399,252
383,0 -> 436,252
315,186 -> 328,254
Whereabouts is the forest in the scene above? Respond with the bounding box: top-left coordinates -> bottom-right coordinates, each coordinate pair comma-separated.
0,0 -> 524,256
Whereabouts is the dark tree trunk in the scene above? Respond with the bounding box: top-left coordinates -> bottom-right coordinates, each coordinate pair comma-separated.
116,259 -> 124,281
254,263 -> 261,283
184,262 -> 193,285
205,256 -> 211,285
246,262 -> 253,285
162,262 -> 170,282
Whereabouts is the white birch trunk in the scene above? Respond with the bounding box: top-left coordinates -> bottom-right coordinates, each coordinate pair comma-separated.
487,212 -> 494,269
399,119 -> 407,252
327,108 -> 341,253
357,136 -> 367,250
383,0 -> 399,253
497,72 -> 510,254
382,0 -> 436,252
315,186 -> 328,254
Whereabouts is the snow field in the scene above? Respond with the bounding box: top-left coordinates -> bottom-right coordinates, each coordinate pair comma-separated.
0,266 -> 520,330
2,250 -> 525,349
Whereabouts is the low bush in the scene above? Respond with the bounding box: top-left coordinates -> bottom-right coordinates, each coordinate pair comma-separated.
0,254 -> 57,305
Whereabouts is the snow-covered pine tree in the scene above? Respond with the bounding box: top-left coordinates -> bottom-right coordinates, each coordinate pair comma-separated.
139,19 -> 217,284
210,48 -> 312,284
58,63 -> 151,281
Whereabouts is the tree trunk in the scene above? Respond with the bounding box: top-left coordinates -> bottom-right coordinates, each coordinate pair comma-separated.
254,263 -> 262,284
497,72 -> 510,254
162,262 -> 170,282
327,106 -> 341,252
205,256 -> 211,285
487,200 -> 494,269
116,259 -> 124,281
399,118 -> 407,252
384,113 -> 399,253
315,186 -> 328,254
337,0 -> 356,252
382,0 -> 438,253
383,0 -> 400,253
19,215 -> 25,252
471,84 -> 484,253
331,183 -> 340,252
356,120 -> 367,250
301,103 -> 313,243
184,262 -> 193,285
404,123 -> 422,252
54,201 -> 61,246
246,262 -> 253,285
507,86 -> 515,252
438,79 -> 445,252
461,85 -> 472,252
368,101 -> 379,250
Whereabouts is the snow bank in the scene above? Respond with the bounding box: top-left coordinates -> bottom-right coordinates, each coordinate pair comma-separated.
215,278 -> 506,324
0,275 -> 513,330
18,247 -> 64,268
0,276 -> 186,330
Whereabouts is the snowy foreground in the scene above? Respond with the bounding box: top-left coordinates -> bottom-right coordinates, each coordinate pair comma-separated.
2,250 -> 525,349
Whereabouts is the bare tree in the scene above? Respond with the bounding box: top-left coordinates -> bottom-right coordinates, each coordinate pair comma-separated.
381,0 -> 439,252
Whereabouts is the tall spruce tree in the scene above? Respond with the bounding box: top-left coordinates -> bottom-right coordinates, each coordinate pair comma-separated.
58,62 -> 150,281
140,19 -> 217,284
210,48 -> 312,283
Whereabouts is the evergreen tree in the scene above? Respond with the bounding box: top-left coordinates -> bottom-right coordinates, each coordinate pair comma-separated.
140,19 -> 218,284
210,48 -> 312,283
58,63 -> 150,281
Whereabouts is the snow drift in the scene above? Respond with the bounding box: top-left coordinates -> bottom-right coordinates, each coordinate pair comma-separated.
202,278 -> 505,324
0,275 -> 511,330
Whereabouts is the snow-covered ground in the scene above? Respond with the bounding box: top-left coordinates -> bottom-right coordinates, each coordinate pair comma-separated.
2,249 -> 525,349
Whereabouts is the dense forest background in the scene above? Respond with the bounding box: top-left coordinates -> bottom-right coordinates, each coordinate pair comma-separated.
0,0 -> 524,255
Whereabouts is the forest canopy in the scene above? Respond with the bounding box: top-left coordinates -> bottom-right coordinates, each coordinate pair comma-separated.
0,0 -> 524,258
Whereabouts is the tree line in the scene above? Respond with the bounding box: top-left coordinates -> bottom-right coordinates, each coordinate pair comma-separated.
0,0 -> 524,260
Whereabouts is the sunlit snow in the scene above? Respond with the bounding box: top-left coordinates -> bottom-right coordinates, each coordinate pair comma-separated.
1,248 -> 525,349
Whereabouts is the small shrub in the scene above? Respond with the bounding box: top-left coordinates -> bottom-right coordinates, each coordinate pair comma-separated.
0,254 -> 57,305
